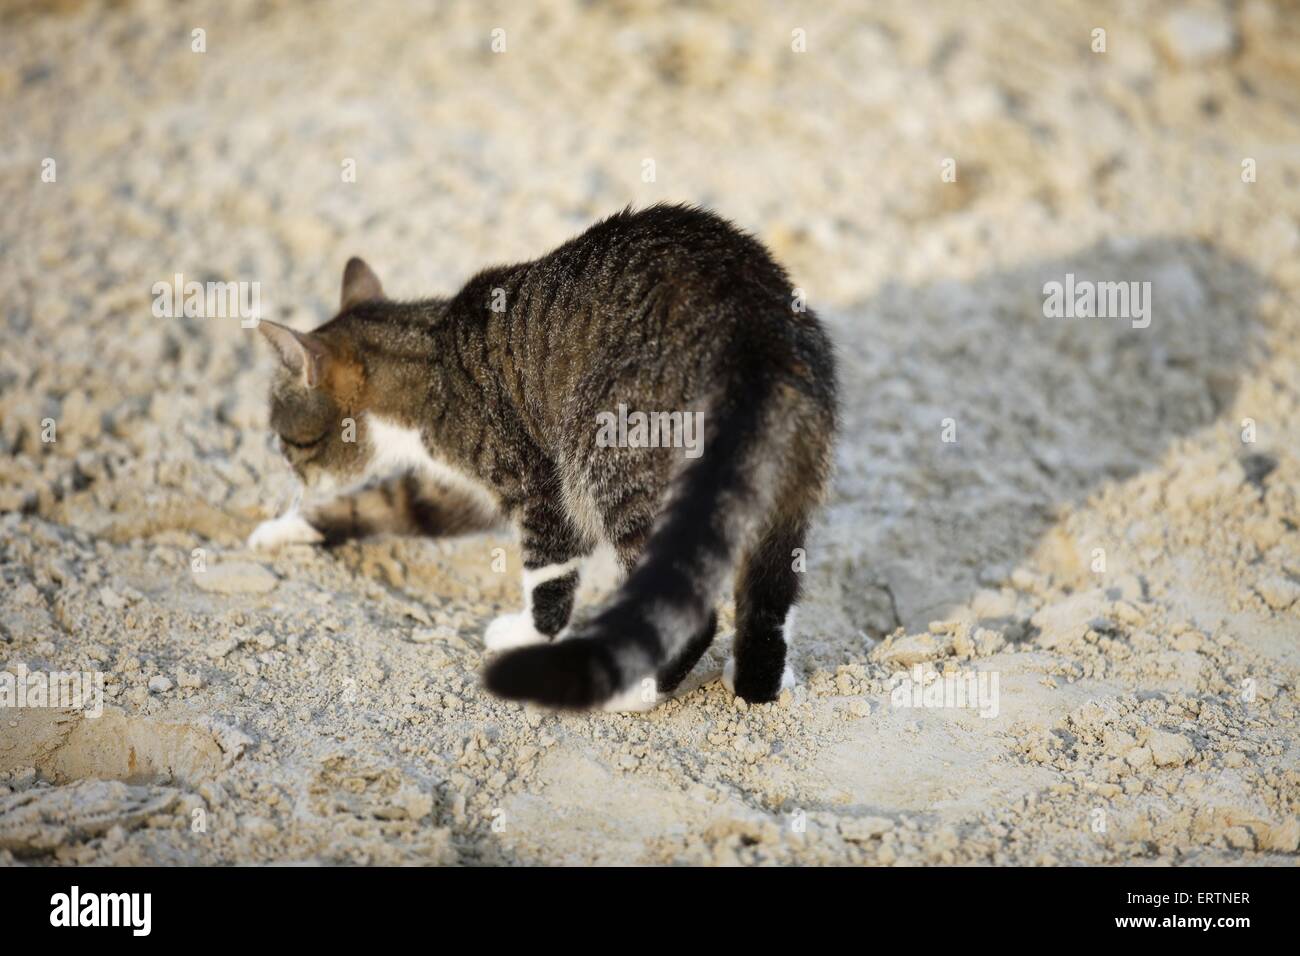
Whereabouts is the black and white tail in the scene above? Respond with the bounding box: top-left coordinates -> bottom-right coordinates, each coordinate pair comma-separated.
482,356 -> 795,709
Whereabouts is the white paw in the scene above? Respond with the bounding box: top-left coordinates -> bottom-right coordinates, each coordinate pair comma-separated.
602,677 -> 661,713
248,512 -> 323,551
484,612 -> 549,651
720,659 -> 796,699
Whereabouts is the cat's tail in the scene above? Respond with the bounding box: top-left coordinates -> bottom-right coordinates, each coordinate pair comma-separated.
482,341 -> 828,709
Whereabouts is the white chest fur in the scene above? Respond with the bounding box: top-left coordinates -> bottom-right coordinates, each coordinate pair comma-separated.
365,414 -> 500,513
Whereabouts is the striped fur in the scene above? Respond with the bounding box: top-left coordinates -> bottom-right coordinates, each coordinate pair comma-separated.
255,204 -> 837,709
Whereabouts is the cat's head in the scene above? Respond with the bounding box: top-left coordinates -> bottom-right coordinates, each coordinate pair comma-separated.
256,258 -> 386,496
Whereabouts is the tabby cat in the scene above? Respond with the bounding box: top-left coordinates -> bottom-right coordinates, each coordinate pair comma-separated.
249,204 -> 837,710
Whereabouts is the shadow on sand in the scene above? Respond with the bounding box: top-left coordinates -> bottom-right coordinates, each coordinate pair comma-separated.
806,236 -> 1270,657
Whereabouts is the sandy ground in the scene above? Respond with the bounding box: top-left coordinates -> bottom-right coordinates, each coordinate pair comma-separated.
1,0 -> 1298,865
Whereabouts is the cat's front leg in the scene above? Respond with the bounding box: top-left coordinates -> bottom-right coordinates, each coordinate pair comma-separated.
484,499 -> 589,651
248,510 -> 324,550
250,473 -> 499,551
483,561 -> 583,650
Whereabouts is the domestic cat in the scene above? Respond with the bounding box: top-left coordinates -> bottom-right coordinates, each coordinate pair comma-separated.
250,204 -> 837,710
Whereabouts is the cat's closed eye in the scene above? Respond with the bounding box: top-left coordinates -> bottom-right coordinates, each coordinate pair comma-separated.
279,432 -> 326,451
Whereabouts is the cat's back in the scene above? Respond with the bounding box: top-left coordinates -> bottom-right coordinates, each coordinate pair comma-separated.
553,203 -> 784,282
449,205 -> 830,411
524,203 -> 805,342
454,204 -> 794,321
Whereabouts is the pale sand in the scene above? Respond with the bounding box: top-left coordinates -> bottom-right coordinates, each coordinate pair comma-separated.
1,0 -> 1297,864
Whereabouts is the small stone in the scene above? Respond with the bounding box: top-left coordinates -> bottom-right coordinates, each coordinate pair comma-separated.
875,633 -> 952,667
207,638 -> 239,659
1256,576 -> 1300,611
839,816 -> 893,842
99,587 -> 127,610
399,787 -> 434,821
1111,601 -> 1146,627
396,601 -> 434,625
1262,818 -> 1299,853
192,562 -> 279,594
1103,729 -> 1137,755
240,815 -> 278,839
1010,568 -> 1042,592
1125,746 -> 1153,769
971,588 -> 1016,618
410,625 -> 464,646
148,675 -> 173,693
973,628 -> 1006,656
1158,8 -> 1237,66
1148,729 -> 1195,767
1223,826 -> 1255,851
197,782 -> 227,806
14,582 -> 42,606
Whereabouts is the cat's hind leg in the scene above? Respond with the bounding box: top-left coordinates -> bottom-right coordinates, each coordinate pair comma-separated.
723,408 -> 832,704
656,611 -> 718,696
724,511 -> 808,704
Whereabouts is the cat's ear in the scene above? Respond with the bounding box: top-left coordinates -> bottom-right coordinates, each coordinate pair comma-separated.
257,320 -> 330,389
341,257 -> 385,310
